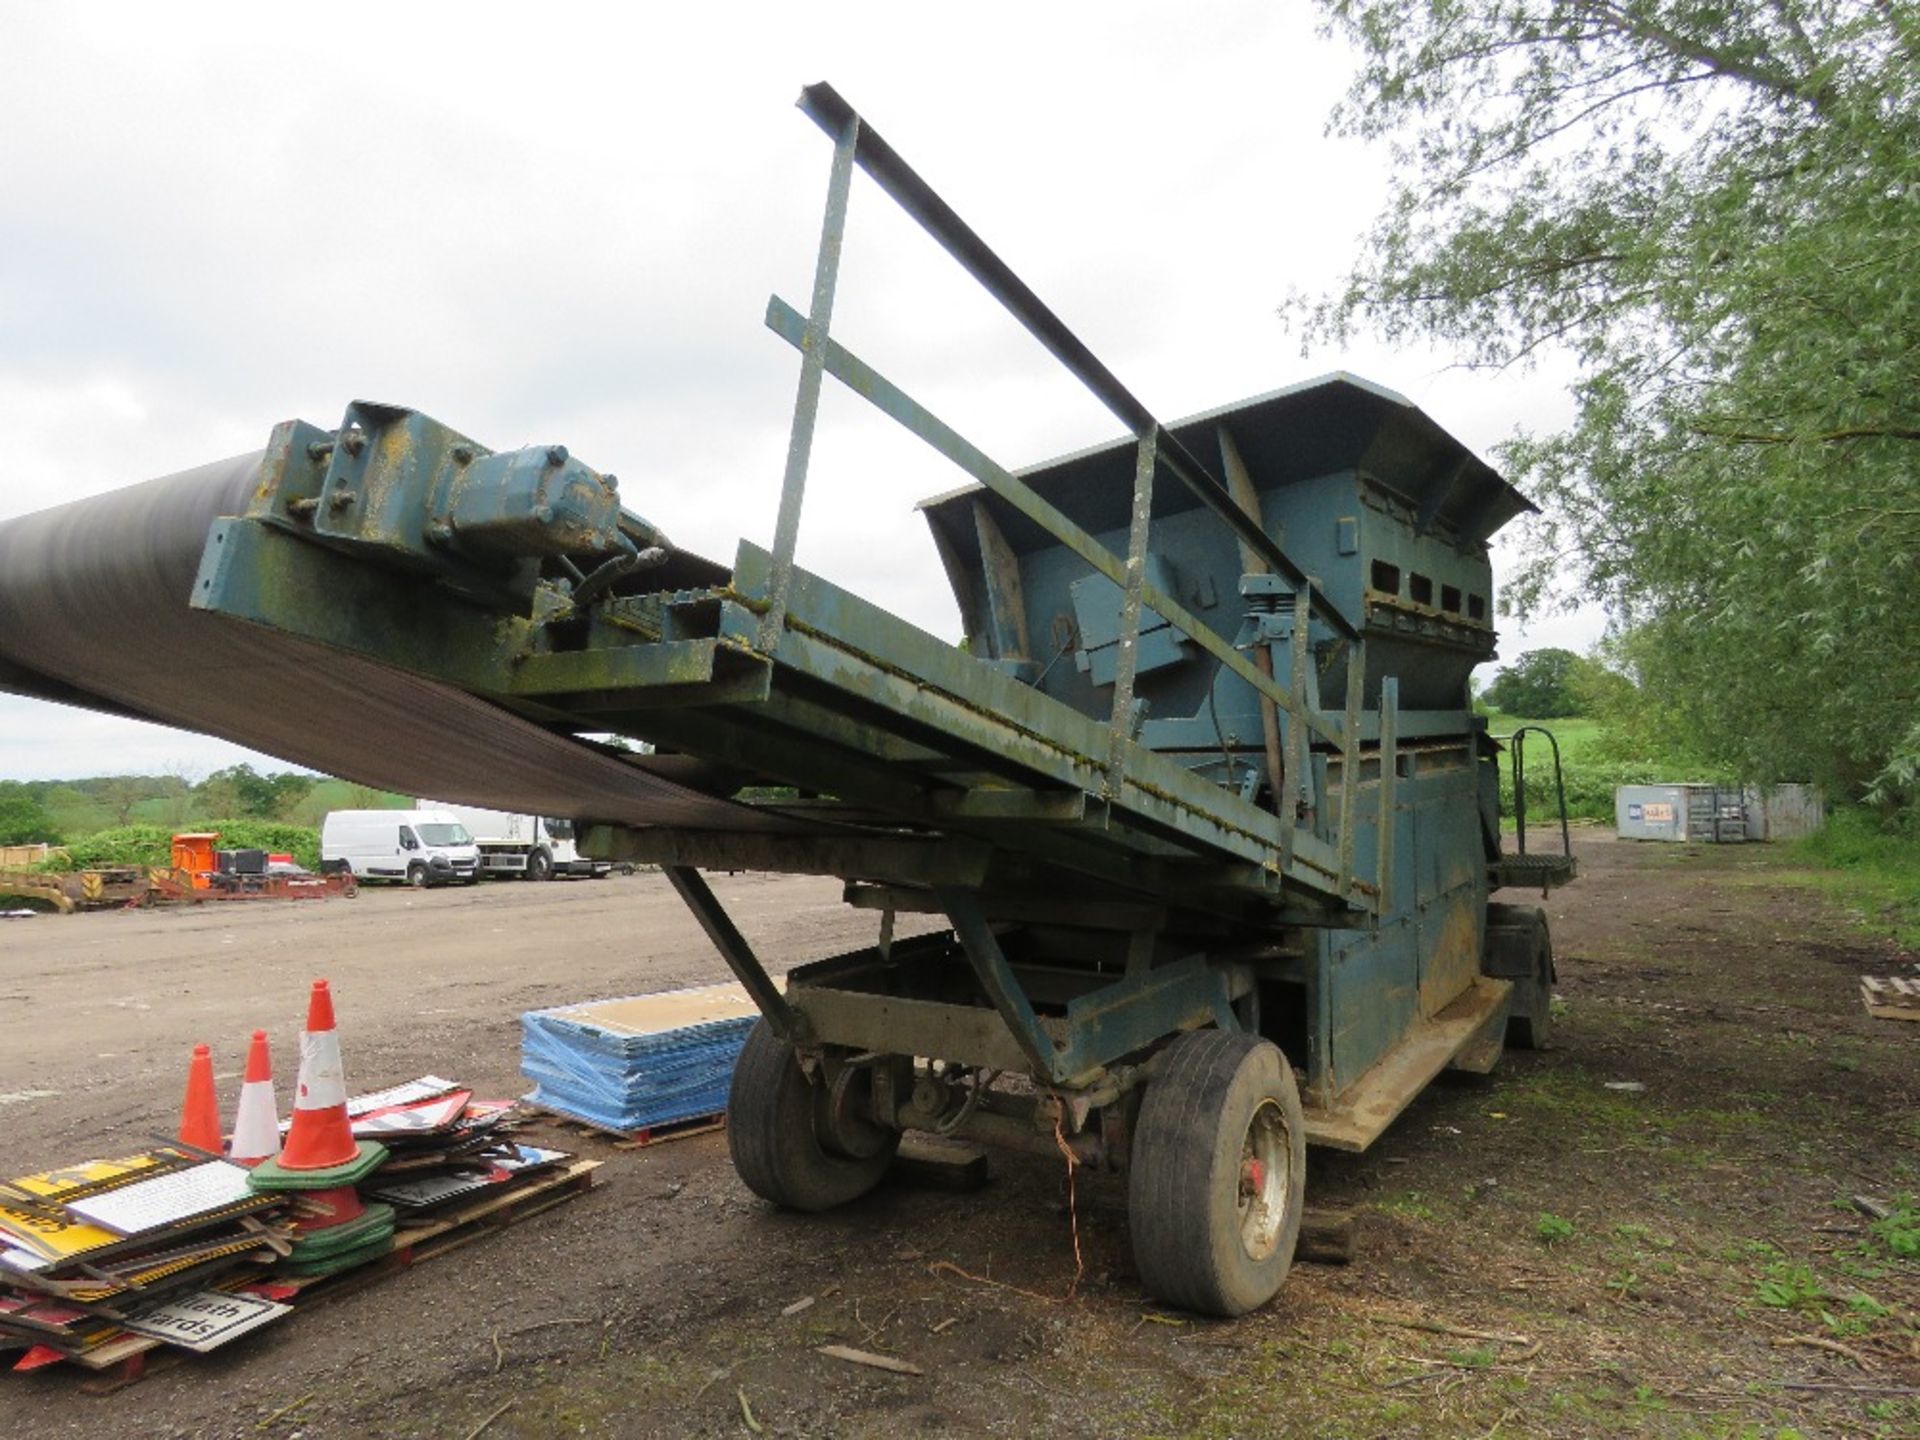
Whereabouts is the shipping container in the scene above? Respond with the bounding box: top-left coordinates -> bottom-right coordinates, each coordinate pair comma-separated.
1615,784 -> 1747,843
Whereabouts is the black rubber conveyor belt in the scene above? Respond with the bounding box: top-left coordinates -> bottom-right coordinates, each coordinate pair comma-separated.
0,453 -> 787,831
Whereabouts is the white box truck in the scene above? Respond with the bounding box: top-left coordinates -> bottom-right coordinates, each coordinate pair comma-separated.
413,802 -> 610,881
320,809 -> 482,886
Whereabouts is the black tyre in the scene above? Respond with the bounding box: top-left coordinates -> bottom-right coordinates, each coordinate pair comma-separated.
727,1020 -> 896,1212
1129,1029 -> 1306,1317
526,849 -> 553,883
1503,910 -> 1556,1050
406,861 -> 428,889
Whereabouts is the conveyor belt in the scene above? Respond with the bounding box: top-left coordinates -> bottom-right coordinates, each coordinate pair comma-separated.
0,454 -> 798,832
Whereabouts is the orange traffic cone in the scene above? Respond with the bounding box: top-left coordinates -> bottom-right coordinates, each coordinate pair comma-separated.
179,1043 -> 221,1154
228,1030 -> 279,1166
291,1184 -> 367,1233
246,980 -> 387,1191
280,980 -> 361,1170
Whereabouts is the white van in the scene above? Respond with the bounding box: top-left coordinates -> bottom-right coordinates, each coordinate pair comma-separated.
319,809 -> 482,887
413,802 -> 610,881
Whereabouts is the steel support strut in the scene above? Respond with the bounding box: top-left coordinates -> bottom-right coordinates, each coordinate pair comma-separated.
1376,678 -> 1399,914
1217,425 -> 1287,813
1105,434 -> 1159,793
935,886 -> 1057,1078
664,866 -> 805,1041
759,107 -> 861,654
935,887 -> 1247,1088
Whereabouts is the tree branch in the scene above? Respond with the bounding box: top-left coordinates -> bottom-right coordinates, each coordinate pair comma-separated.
1693,423 -> 1920,445
1580,2 -> 1829,110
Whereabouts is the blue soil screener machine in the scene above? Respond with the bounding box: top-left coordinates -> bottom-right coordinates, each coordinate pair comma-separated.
0,86 -> 1574,1315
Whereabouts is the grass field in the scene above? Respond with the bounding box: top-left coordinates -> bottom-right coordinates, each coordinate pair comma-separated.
1479,710 -> 1669,823
1479,711 -> 1604,758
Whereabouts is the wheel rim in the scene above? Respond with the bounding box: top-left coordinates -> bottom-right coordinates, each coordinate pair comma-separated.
1236,1097 -> 1292,1262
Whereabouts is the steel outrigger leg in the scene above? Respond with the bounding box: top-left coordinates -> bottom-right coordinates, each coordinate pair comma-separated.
935,886 -> 1061,1082
664,865 -> 806,1043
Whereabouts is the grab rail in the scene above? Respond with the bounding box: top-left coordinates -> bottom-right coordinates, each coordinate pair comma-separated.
1504,725 -> 1572,860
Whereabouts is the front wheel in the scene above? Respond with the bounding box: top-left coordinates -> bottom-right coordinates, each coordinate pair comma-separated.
1128,1030 -> 1305,1317
727,1021 -> 895,1212
406,862 -> 428,889
526,849 -> 553,883
1503,909 -> 1556,1050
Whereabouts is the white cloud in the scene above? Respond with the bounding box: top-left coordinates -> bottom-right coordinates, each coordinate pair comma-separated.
0,695 -> 293,781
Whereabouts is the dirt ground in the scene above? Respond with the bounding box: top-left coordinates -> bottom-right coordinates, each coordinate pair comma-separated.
0,837 -> 1915,1438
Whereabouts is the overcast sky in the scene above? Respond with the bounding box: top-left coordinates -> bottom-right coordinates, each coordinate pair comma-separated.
0,1 -> 1602,782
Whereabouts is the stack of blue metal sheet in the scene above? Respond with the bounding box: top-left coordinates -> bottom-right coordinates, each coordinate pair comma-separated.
520,985 -> 761,1133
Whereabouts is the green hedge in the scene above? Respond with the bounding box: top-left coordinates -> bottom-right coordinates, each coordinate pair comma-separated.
51,822 -> 321,871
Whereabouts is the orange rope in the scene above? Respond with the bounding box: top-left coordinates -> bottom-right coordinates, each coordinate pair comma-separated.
1052,1110 -> 1084,1299
926,1109 -> 1089,1304
926,1260 -> 1061,1303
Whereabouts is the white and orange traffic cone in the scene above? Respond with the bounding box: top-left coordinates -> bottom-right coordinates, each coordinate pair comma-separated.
245,980 -> 386,1191
228,1029 -> 279,1166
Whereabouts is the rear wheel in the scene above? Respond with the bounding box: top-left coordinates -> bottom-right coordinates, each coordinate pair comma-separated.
1501,909 -> 1556,1050
1129,1029 -> 1305,1317
728,1020 -> 896,1212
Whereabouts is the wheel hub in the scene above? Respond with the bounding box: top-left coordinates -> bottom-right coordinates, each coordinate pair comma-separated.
1236,1098 -> 1291,1262
817,1062 -> 891,1161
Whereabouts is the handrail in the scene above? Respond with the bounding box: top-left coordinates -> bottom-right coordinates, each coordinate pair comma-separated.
1504,725 -> 1572,860
757,306 -> 1355,757
763,82 -> 1390,913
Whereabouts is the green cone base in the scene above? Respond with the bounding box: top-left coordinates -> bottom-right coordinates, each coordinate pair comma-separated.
284,1233 -> 393,1277
248,1140 -> 389,1191
288,1203 -> 396,1260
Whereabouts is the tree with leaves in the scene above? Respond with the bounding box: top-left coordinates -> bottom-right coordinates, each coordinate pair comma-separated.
1297,1 -> 1918,800
1483,647 -> 1584,717
94,774 -> 150,827
197,764 -> 315,820
0,783 -> 59,847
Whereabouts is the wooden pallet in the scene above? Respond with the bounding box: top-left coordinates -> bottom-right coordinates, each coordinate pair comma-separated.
525,1103 -> 726,1150
64,1159 -> 600,1392
1861,975 -> 1920,1023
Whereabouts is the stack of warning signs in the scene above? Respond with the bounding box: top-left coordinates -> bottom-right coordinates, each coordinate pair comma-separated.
520,982 -> 762,1135
0,1078 -> 591,1377
0,1150 -> 294,1366
1,977 -> 600,1381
